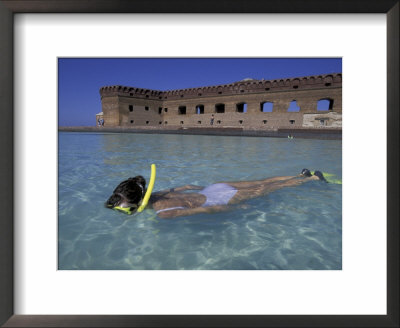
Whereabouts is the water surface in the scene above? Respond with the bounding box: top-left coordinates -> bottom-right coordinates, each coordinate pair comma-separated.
58,132 -> 342,270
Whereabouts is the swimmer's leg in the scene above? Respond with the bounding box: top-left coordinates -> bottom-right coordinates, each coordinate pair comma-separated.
228,174 -> 319,204
220,168 -> 312,190
220,176 -> 298,189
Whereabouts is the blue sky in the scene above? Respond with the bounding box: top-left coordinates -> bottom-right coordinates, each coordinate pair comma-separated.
58,58 -> 341,126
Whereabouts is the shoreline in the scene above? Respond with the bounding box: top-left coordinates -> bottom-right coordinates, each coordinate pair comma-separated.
58,126 -> 342,140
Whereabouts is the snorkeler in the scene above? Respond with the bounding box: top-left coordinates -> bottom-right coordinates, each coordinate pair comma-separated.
105,168 -> 327,219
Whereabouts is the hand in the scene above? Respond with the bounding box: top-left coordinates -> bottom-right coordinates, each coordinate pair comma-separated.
237,204 -> 251,210
177,184 -> 203,191
169,185 -> 201,192
186,184 -> 203,190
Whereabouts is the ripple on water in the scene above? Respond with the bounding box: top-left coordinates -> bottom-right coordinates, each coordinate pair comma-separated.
58,132 -> 342,270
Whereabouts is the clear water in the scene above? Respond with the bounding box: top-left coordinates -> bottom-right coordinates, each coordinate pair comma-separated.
58,132 -> 342,270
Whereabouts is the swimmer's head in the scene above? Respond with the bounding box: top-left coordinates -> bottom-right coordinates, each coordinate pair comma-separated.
105,175 -> 146,211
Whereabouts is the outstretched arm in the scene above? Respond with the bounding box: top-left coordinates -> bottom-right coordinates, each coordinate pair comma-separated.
171,184 -> 204,192
153,184 -> 203,196
157,204 -> 234,219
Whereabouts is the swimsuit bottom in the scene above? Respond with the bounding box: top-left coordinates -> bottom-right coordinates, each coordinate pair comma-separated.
198,183 -> 238,207
155,183 -> 238,214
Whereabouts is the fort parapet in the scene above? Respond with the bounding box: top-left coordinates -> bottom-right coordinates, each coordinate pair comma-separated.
98,73 -> 342,130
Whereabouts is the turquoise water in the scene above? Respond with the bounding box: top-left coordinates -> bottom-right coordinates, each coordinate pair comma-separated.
58,132 -> 342,270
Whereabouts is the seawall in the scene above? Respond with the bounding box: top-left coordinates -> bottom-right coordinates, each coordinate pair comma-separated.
59,126 -> 342,140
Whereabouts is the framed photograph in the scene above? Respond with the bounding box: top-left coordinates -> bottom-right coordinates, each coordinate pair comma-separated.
1,1 -> 398,327
58,57 -> 343,270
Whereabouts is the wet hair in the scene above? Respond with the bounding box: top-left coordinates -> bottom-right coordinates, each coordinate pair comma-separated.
105,175 -> 146,208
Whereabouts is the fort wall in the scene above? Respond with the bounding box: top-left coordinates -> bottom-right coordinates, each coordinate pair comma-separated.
99,73 -> 342,130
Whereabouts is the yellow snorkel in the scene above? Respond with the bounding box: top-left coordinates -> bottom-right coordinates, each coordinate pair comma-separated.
113,206 -> 135,215
137,164 -> 156,212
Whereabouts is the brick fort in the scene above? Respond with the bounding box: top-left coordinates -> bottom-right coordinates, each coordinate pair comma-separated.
97,73 -> 342,131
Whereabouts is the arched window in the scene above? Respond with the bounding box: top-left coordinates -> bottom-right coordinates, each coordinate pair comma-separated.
317,98 -> 334,111
215,103 -> 225,113
196,105 -> 204,114
236,102 -> 247,113
260,102 -> 273,112
287,100 -> 301,112
178,106 -> 186,115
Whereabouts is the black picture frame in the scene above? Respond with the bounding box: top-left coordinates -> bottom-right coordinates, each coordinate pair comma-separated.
0,1 -> 398,327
